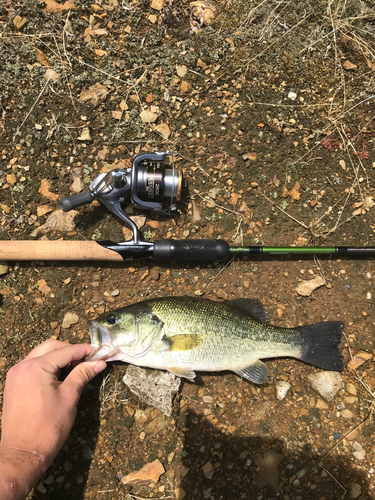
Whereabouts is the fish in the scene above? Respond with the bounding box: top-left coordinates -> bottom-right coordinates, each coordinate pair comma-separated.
87,296 -> 345,384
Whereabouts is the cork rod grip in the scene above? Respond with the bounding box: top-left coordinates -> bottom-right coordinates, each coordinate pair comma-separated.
0,241 -> 124,262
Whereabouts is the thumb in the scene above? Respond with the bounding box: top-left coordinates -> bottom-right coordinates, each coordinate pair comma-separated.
63,360 -> 107,397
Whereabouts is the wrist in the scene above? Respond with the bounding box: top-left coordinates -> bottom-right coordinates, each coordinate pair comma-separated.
0,447 -> 47,500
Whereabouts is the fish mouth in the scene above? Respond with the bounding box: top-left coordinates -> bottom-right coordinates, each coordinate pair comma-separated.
86,320 -> 113,361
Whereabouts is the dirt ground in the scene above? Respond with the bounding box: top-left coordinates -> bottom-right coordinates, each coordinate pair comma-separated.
0,0 -> 375,499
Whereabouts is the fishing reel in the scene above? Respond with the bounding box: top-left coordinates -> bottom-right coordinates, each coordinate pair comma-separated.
60,151 -> 183,245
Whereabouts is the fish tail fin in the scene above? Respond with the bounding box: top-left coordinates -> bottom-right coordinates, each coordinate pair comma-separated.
299,321 -> 345,371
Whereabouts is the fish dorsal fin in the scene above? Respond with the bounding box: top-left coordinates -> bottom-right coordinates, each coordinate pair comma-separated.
234,360 -> 270,384
167,366 -> 196,380
228,298 -> 269,323
162,334 -> 203,352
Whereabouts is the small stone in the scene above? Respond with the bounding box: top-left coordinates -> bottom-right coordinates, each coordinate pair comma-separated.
307,371 -> 343,402
176,65 -> 188,78
82,445 -> 93,460
340,409 -> 353,419
180,81 -> 191,93
347,351 -> 373,371
343,60 -> 357,70
154,122 -> 171,139
276,381 -> 292,401
111,289 -> 120,297
36,483 -> 47,494
174,488 -> 186,500
346,382 -> 357,396
151,0 -> 165,10
0,262 -> 9,276
35,123 -> 43,130
203,395 -> 212,403
202,461 -> 214,479
349,482 -> 361,499
62,312 -> 79,329
288,91 -> 297,100
77,127 -> 91,141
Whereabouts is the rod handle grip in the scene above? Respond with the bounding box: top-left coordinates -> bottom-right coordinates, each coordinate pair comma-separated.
154,239 -> 229,262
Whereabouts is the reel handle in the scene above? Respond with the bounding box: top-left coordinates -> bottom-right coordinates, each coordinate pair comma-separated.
60,191 -> 95,212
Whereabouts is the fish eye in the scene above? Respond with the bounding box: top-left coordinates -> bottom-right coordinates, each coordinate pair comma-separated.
106,313 -> 118,325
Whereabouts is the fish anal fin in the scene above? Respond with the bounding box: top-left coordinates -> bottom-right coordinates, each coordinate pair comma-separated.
163,334 -> 203,352
228,298 -> 269,323
167,366 -> 196,380
234,360 -> 270,384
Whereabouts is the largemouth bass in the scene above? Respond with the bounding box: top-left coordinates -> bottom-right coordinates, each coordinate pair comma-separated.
87,296 -> 344,384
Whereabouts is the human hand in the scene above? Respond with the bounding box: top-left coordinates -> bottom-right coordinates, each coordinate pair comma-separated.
0,339 -> 106,499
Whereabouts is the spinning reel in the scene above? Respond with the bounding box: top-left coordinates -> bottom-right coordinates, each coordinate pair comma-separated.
60,151 -> 183,247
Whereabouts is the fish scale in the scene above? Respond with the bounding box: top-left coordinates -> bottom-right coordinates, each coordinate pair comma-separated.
87,296 -> 345,384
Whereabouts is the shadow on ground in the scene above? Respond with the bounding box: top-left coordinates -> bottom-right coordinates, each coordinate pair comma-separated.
30,373 -> 103,500
180,410 -> 367,500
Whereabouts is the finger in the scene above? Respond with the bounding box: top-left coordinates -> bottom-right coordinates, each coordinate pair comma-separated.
40,344 -> 94,374
63,360 -> 107,397
24,339 -> 68,360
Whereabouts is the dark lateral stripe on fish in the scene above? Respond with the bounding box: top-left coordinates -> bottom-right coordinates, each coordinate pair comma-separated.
299,321 -> 345,371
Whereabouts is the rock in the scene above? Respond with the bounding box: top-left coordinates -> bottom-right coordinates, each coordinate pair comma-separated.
140,110 -> 158,123
296,276 -> 325,296
352,442 -> 366,460
62,312 -> 79,329
144,413 -> 167,435
288,91 -> 297,100
81,445 -> 93,460
0,357 -> 8,369
346,382 -> 357,395
180,81 -> 191,93
37,205 -> 53,217
316,398 -> 329,410
174,488 -> 186,499
276,381 -> 291,401
307,371 -> 343,402
121,459 -> 165,485
202,461 -> 214,479
349,482 -> 361,499
123,365 -> 181,416
255,450 -> 284,490
176,65 -> 187,78
30,209 -> 79,237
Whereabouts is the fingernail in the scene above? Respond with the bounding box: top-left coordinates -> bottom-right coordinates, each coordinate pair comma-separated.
94,360 -> 107,374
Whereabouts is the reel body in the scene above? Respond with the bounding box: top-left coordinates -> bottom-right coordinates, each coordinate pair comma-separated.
60,151 -> 183,245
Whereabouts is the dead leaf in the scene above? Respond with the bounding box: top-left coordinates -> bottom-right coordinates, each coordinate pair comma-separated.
95,49 -> 107,57
69,169 -> 84,194
151,0 -> 165,11
140,110 -> 158,123
296,276 -> 325,296
37,0 -> 75,12
281,186 -> 289,198
347,351 -> 373,371
77,127 -> 91,141
30,209 -> 79,237
37,279 -> 51,295
216,289 -> 227,300
343,60 -> 357,71
39,179 -> 59,202
121,459 -> 165,486
34,47 -> 50,66
62,312 -> 79,329
366,59 -> 375,71
44,69 -> 60,82
154,123 -> 171,139
112,110 -> 123,120
190,1 -> 216,25
1,204 -> 11,214
79,83 -> 109,107
225,38 -> 235,51
37,205 -> 53,217
97,146 -> 109,160
13,15 -> 27,30
147,220 -> 161,229
289,188 -> 300,200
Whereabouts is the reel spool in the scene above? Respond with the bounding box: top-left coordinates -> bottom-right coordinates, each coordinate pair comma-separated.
60,151 -> 183,245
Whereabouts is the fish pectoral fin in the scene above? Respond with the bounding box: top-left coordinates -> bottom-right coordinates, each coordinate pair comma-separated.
162,334 -> 203,352
167,366 -> 196,380
228,298 -> 269,324
234,360 -> 270,384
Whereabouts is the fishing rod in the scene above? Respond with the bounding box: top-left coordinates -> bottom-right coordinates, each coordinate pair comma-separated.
1,151 -> 374,263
